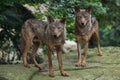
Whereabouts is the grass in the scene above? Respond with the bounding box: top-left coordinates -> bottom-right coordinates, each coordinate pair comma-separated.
0,47 -> 120,80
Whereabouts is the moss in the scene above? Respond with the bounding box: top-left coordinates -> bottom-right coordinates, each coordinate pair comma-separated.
0,47 -> 120,80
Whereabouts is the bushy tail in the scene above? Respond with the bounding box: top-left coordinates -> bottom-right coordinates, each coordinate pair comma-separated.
19,25 -> 26,54
19,19 -> 33,54
19,36 -> 25,54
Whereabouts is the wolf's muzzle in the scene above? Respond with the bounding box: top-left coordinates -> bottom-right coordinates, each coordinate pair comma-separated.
53,34 -> 59,39
80,22 -> 85,26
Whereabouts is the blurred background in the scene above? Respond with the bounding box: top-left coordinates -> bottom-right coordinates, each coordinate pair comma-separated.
0,0 -> 120,64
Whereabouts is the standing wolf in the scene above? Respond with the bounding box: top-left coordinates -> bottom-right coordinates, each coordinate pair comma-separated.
20,16 -> 68,77
74,6 -> 102,67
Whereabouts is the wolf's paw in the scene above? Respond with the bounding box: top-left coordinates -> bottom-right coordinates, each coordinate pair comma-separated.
24,64 -> 30,68
34,64 -> 42,70
49,70 -> 54,77
61,71 -> 69,77
75,62 -> 82,67
49,73 -> 55,77
98,50 -> 102,56
98,53 -> 102,56
81,62 -> 86,67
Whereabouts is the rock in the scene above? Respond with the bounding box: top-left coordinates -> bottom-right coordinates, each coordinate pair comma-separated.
36,48 -> 44,63
37,48 -> 43,55
24,3 -> 49,14
38,3 -> 49,13
24,4 -> 38,14
63,40 -> 77,53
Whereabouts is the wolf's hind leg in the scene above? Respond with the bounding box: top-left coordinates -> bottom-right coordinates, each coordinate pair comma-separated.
95,31 -> 102,56
22,39 -> 32,68
30,42 -> 42,70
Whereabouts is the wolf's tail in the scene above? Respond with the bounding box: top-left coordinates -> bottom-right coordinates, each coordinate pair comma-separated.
19,19 -> 34,54
19,24 -> 27,54
19,36 -> 25,54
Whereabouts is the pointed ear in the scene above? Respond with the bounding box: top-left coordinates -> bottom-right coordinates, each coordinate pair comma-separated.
60,17 -> 66,24
74,6 -> 80,13
47,16 -> 54,23
86,6 -> 92,13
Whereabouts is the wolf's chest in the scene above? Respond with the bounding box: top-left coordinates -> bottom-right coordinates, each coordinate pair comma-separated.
46,37 -> 64,46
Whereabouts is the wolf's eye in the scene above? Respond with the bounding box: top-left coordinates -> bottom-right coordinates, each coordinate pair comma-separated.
51,26 -> 55,30
84,15 -> 88,18
58,27 -> 61,29
52,26 -> 55,28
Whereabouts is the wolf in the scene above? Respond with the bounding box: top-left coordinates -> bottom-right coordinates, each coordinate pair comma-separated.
74,6 -> 102,67
20,16 -> 68,77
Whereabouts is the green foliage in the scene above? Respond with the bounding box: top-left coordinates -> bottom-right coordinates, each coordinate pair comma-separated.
0,0 -> 120,53
0,0 -> 35,51
46,0 -> 107,41
100,0 -> 120,46
46,0 -> 120,46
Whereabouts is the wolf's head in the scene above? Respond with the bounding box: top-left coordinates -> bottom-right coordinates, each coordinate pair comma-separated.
74,6 -> 92,28
47,16 -> 66,39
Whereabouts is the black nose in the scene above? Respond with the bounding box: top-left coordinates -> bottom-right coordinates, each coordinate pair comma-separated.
53,35 -> 57,38
81,23 -> 84,26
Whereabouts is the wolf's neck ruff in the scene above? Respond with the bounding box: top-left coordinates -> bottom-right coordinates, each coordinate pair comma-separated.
75,15 -> 93,36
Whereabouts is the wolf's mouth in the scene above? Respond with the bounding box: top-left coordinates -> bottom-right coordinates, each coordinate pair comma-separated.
80,23 -> 86,27
53,35 -> 58,38
52,35 -> 60,39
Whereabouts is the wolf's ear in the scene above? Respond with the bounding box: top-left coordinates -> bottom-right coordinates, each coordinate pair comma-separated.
74,6 -> 80,13
47,16 -> 54,23
60,17 -> 66,24
86,6 -> 92,13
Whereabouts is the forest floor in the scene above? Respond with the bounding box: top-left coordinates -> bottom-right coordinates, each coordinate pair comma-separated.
0,47 -> 120,80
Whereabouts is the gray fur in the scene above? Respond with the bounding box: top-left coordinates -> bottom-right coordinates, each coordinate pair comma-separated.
21,18 -> 66,47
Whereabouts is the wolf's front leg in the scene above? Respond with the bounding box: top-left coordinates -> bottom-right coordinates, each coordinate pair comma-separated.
56,45 -> 69,77
95,30 -> 102,56
75,37 -> 82,66
82,41 -> 89,66
48,47 -> 54,77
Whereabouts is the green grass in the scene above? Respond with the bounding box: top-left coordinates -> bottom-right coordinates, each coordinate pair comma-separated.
0,47 -> 120,80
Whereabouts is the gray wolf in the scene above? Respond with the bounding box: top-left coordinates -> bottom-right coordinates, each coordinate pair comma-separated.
74,6 -> 102,67
20,16 -> 68,77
